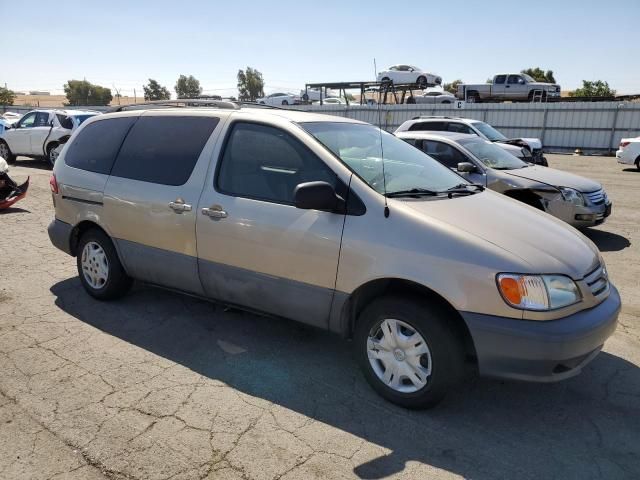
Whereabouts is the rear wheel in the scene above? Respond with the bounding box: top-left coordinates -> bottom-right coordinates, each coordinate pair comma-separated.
46,142 -> 59,167
354,295 -> 465,409
636,157 -> 640,171
76,229 -> 132,300
466,91 -> 480,103
0,140 -> 15,164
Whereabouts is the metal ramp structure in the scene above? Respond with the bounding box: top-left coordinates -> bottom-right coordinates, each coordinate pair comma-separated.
303,79 -> 440,106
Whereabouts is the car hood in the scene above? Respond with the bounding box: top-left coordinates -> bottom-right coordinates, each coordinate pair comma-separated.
398,191 -> 599,278
503,165 -> 601,192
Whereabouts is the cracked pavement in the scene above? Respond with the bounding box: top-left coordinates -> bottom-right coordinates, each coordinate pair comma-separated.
0,155 -> 639,480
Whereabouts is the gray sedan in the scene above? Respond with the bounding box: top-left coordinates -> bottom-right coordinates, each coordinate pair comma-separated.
396,131 -> 612,228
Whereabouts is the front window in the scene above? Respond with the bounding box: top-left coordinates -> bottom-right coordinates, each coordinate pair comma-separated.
301,122 -> 466,195
471,122 -> 507,141
460,138 -> 527,170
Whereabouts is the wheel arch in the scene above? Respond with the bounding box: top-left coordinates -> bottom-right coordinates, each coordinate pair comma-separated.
502,188 -> 545,211
338,278 -> 477,363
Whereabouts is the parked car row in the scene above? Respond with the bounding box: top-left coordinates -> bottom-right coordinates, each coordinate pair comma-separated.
46,103 -> 619,409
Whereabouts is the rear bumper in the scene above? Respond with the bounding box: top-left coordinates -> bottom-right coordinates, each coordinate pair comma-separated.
616,150 -> 634,164
461,285 -> 620,382
48,218 -> 73,255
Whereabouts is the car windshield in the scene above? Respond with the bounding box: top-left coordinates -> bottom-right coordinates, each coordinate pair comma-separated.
522,74 -> 536,82
301,122 -> 467,195
471,122 -> 507,141
460,138 -> 527,170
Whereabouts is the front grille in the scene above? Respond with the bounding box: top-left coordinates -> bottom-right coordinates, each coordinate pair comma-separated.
584,189 -> 606,206
584,263 -> 609,298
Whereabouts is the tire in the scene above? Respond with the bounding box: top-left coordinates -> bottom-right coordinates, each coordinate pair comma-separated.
380,77 -> 391,85
442,100 -> 452,104
466,91 -> 480,103
281,100 -> 289,105
76,228 -> 133,300
406,96 -> 416,104
636,157 -> 640,171
46,142 -> 59,167
354,295 -> 465,409
302,93 -> 309,102
416,76 -> 427,87
0,140 -> 16,164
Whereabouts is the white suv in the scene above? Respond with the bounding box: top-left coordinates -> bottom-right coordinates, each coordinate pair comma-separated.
396,116 -> 548,166
0,109 -> 100,166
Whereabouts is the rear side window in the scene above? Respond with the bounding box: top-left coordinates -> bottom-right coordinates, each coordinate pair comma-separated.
65,117 -> 136,174
216,122 -> 336,205
446,123 -> 473,134
408,121 -> 445,132
111,116 -> 219,186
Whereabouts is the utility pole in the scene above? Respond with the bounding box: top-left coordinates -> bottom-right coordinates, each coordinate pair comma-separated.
134,88 -> 137,104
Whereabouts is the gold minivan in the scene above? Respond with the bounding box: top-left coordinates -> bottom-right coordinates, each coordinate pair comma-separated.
48,105 -> 620,408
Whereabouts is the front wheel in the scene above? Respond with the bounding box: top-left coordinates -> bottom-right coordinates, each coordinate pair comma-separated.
635,157 -> 640,171
281,100 -> 289,105
416,75 -> 427,87
76,229 -> 132,300
354,295 -> 465,409
0,140 -> 16,164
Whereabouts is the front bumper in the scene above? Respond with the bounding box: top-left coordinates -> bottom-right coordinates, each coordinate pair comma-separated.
48,218 -> 73,255
567,201 -> 612,227
462,285 -> 620,382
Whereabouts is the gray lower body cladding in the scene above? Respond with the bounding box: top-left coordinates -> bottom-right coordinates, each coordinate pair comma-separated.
461,285 -> 620,382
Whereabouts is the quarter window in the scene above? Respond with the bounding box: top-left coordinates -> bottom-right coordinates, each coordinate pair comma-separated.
446,123 -> 473,134
111,116 -> 219,186
65,117 -> 136,174
217,122 -> 337,205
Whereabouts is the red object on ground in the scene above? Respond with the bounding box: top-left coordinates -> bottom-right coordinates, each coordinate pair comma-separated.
0,177 -> 29,210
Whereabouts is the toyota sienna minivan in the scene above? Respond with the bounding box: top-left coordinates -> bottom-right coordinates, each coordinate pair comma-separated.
48,105 -> 620,408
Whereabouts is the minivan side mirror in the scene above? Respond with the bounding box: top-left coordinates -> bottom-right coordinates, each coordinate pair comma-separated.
294,181 -> 344,212
457,162 -> 477,173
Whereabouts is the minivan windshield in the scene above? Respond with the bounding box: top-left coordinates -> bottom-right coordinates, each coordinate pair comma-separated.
460,138 -> 528,170
301,122 -> 468,195
471,122 -> 507,141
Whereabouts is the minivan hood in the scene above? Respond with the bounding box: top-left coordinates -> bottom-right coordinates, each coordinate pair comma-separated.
398,190 -> 599,278
504,165 -> 601,192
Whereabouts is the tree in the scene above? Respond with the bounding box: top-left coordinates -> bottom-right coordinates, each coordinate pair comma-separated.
237,67 -> 265,101
143,79 -> 171,101
174,75 -> 202,99
0,87 -> 16,105
569,80 -> 616,98
443,79 -> 463,94
521,68 -> 556,83
63,80 -> 112,106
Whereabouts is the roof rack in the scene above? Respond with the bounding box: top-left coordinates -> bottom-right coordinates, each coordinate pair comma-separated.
411,115 -> 463,120
108,99 -> 286,113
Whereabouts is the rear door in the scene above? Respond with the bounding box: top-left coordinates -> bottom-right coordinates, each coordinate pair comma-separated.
506,75 -> 526,99
195,120 -> 347,328
492,75 -> 507,98
29,111 -> 53,155
103,113 -> 221,294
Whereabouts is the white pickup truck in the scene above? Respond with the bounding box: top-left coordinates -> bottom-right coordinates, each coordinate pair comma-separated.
457,74 -> 561,103
0,109 -> 99,166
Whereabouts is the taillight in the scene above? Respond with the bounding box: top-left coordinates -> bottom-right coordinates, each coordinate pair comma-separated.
49,174 -> 59,194
620,141 -> 630,148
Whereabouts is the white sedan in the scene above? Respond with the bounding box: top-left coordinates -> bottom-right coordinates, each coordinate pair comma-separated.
256,92 -> 300,106
376,65 -> 442,87
616,137 -> 640,170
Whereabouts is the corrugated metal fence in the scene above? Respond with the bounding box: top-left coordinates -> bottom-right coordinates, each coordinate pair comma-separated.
291,102 -> 640,153
3,101 -> 640,152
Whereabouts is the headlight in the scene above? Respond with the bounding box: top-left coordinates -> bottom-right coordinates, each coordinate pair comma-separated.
558,187 -> 585,206
497,274 -> 581,311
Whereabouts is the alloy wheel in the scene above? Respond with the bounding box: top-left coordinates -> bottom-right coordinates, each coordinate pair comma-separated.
81,241 -> 109,289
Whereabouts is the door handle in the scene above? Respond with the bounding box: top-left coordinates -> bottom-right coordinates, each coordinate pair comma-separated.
202,206 -> 228,218
169,199 -> 192,213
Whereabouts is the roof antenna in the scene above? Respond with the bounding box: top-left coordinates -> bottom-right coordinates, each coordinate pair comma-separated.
374,58 -> 390,218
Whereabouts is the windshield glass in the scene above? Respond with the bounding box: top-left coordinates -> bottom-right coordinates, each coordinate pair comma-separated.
522,74 -> 536,83
472,122 -> 507,141
301,122 -> 466,194
460,138 -> 527,170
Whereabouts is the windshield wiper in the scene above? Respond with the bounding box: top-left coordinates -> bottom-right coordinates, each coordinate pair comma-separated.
385,188 -> 439,198
442,183 -> 485,196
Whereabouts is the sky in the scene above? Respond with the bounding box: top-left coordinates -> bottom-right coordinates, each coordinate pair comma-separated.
2,0 -> 639,98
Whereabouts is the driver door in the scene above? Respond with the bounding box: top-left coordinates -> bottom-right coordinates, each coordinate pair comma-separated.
195,121 -> 347,329
6,112 -> 37,155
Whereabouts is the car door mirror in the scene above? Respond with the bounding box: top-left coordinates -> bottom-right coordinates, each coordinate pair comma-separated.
457,162 -> 477,173
294,181 -> 343,212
